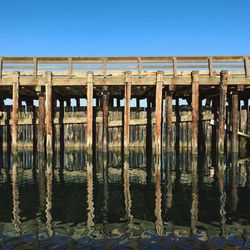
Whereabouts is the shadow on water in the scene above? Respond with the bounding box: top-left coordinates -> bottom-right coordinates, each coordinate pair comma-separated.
0,148 -> 249,249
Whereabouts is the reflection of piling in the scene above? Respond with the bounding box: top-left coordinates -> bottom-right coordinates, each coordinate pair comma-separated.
217,155 -> 226,237
190,155 -> 198,235
87,155 -> 95,233
45,159 -> 53,238
155,154 -> 163,236
124,154 -> 133,225
12,159 -> 21,235
230,154 -> 238,211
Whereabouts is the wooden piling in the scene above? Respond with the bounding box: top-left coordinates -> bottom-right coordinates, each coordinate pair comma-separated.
87,72 -> 94,153
231,90 -> 239,154
12,72 -> 20,153
38,92 -> 45,153
155,71 -> 163,155
102,86 -> 109,152
45,72 -> 53,155
191,71 -> 199,154
124,71 -> 132,154
165,87 -> 173,153
218,70 -> 228,153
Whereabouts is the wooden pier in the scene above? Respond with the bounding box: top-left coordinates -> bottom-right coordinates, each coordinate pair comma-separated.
0,56 -> 249,156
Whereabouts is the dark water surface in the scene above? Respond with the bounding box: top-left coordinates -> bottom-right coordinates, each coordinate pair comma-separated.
0,149 -> 250,249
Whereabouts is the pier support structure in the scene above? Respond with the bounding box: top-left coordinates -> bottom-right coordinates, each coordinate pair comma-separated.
102,86 -> 109,152
231,89 -> 239,154
12,72 -> 20,154
38,90 -> 45,153
124,71 -> 132,154
165,86 -> 173,153
87,72 -> 94,154
155,71 -> 163,155
45,72 -> 53,155
218,70 -> 228,153
191,71 -> 199,154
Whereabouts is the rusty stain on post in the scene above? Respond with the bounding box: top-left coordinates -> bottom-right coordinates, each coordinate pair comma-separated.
45,72 -> 53,155
191,71 -> 199,154
231,89 -> 239,154
12,72 -> 20,153
87,71 -> 94,153
155,71 -> 163,155
218,70 -> 228,153
124,71 -> 132,154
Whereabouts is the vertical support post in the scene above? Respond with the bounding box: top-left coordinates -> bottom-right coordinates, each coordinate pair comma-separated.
102,86 -> 109,152
45,72 -> 53,155
124,71 -> 132,154
218,70 -> 228,153
155,71 -> 163,155
136,98 -> 140,108
231,89 -> 239,154
165,87 -> 173,153
191,71 -> 199,154
87,72 -> 94,153
12,72 -> 20,153
38,92 -> 45,153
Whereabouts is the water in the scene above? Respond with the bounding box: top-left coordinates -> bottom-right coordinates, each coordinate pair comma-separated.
0,149 -> 250,249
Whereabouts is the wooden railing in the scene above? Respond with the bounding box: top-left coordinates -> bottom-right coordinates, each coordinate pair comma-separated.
0,56 -> 249,77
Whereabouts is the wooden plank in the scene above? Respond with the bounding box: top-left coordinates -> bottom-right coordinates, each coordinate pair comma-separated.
155,71 -> 163,155
45,72 -> 53,155
86,72 -> 93,153
124,71 -> 131,154
12,72 -> 20,153
191,71 -> 199,154
218,71 -> 228,153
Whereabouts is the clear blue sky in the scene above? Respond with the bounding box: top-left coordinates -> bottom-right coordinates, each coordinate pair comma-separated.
0,0 -> 249,56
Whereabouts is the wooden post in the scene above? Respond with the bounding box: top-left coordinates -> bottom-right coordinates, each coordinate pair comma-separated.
155,71 -> 163,155
87,72 -> 94,153
231,90 -> 239,154
12,72 -> 20,153
38,92 -> 45,153
218,71 -> 228,153
191,71 -> 199,154
102,86 -> 109,152
124,71 -> 132,154
45,72 -> 53,155
165,88 -> 173,153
